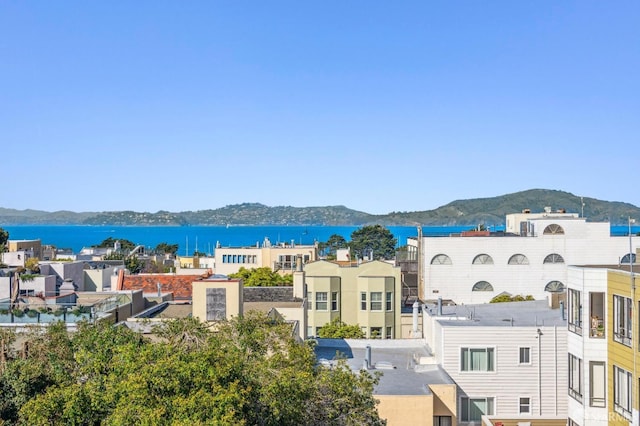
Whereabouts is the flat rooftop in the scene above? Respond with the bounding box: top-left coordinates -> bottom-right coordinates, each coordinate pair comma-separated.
314,339 -> 453,396
574,264 -> 638,272
429,299 -> 566,327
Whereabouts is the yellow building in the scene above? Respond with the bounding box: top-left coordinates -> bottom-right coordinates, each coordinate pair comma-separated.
298,260 -> 402,339
607,267 -> 639,425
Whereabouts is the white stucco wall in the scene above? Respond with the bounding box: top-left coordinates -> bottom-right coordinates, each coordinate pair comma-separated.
421,218 -> 637,304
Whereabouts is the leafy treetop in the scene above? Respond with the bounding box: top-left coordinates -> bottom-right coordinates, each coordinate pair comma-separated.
228,267 -> 293,286
154,242 -> 179,255
317,234 -> 348,259
349,224 -> 397,260
490,294 -> 535,303
92,237 -> 137,251
317,318 -> 365,339
0,227 -> 8,251
0,313 -> 384,425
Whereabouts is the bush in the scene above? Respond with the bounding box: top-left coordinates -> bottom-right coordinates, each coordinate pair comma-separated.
317,318 -> 365,339
490,294 -> 535,303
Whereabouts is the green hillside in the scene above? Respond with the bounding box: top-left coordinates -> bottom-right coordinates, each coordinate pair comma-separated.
1,189 -> 638,226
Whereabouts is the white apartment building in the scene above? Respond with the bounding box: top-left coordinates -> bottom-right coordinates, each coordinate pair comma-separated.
214,237 -> 317,276
565,265 -> 609,425
424,300 -> 568,424
412,210 -> 637,304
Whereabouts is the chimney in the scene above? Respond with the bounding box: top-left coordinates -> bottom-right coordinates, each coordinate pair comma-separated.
412,301 -> 420,337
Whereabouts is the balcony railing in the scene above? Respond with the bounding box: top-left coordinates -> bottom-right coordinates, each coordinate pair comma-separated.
0,304 -> 94,324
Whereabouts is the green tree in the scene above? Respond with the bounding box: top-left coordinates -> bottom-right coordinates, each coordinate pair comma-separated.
1,312 -> 384,425
103,252 -> 145,274
317,318 -> 365,339
92,237 -> 136,251
24,257 -> 40,274
350,225 -> 397,260
229,267 -> 293,286
0,227 -> 8,252
154,242 -> 179,255
318,234 -> 348,259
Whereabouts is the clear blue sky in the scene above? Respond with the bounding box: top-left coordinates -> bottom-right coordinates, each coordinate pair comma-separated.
1,1 -> 638,214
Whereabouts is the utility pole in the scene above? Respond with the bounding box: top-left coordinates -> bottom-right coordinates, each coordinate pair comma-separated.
417,226 -> 424,301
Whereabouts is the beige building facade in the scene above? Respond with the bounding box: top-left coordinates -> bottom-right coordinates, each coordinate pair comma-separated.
214,239 -> 317,276
192,279 -> 244,322
298,260 -> 402,339
7,239 -> 42,260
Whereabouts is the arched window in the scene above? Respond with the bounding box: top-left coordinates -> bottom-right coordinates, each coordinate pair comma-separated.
472,281 -> 494,292
508,254 -> 529,265
472,254 -> 494,265
544,253 -> 565,264
545,281 -> 565,292
543,224 -> 565,235
621,253 -> 637,264
431,254 -> 452,265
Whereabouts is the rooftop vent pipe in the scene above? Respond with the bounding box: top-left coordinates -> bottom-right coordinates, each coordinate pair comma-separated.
364,345 -> 372,370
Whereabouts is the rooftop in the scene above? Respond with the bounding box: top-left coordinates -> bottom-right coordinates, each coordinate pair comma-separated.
121,273 -> 211,300
314,339 -> 453,396
428,299 -> 566,327
573,263 -> 638,272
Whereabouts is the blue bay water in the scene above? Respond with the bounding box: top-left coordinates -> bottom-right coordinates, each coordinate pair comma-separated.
0,225 -> 439,255
3,224 -> 636,255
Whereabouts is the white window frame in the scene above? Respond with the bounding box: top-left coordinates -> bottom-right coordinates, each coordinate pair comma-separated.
589,361 -> 606,408
386,291 -> 393,311
614,365 -> 632,420
568,353 -> 583,403
518,347 -> 531,365
370,292 -> 382,311
613,294 -> 632,346
567,288 -> 582,334
315,292 -> 328,311
370,326 -> 382,339
460,347 -> 495,372
518,396 -> 531,414
360,292 -> 367,311
331,292 -> 339,311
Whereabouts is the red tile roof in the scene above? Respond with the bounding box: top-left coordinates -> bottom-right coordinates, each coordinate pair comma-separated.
122,274 -> 208,300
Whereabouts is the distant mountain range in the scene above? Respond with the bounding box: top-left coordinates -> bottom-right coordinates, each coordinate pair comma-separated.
1,189 -> 639,226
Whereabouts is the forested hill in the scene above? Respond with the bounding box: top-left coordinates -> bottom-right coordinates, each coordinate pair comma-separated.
1,189 -> 639,226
